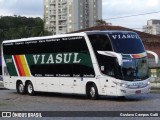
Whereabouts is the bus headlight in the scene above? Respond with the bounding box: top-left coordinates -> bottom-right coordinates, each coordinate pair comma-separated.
121,84 -> 128,88
113,81 -> 128,88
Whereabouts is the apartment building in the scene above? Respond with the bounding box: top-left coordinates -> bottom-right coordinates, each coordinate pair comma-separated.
44,0 -> 102,35
143,19 -> 160,36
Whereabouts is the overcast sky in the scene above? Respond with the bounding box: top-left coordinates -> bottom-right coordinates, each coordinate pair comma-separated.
0,0 -> 160,31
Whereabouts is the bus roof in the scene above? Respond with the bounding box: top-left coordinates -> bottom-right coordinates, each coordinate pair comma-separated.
2,32 -> 87,44
2,30 -> 136,44
85,30 -> 136,35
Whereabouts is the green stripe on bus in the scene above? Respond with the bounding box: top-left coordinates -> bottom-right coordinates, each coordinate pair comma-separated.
4,55 -> 18,76
25,52 -> 93,68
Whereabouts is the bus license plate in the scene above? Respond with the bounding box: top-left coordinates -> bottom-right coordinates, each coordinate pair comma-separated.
135,90 -> 141,94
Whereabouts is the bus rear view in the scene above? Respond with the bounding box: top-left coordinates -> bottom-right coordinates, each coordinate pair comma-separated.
88,31 -> 159,97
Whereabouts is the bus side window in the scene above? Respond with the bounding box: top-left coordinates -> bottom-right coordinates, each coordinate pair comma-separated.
88,34 -> 117,77
70,37 -> 95,77
88,34 -> 112,51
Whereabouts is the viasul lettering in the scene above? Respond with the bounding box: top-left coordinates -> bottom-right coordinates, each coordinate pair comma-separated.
112,34 -> 139,40
33,53 -> 81,64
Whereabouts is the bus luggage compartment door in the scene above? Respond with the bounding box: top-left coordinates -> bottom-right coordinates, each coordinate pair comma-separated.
73,77 -> 83,94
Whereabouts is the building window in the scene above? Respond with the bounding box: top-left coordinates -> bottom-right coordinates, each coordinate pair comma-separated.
69,26 -> 72,28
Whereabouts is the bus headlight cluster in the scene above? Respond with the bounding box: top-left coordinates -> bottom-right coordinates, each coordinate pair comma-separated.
121,84 -> 128,88
113,81 -> 128,88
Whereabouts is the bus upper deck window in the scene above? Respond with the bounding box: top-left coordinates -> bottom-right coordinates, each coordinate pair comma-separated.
88,34 -> 112,51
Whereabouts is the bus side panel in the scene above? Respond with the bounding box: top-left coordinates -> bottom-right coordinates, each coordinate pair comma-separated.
47,77 -> 60,93
33,77 -> 47,92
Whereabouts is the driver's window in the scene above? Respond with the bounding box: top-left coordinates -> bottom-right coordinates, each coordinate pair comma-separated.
88,34 -> 116,77
88,34 -> 112,51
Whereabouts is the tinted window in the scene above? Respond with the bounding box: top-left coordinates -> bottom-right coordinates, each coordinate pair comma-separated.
3,36 -> 95,77
30,64 -> 95,78
3,36 -> 89,55
88,34 -> 112,51
109,33 -> 145,54
88,34 -> 117,77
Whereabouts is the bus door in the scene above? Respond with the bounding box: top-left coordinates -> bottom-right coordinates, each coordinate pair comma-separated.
98,61 -> 118,96
99,75 -> 117,96
106,77 -> 117,96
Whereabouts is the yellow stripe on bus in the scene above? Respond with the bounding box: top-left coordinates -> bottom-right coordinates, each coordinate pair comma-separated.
20,55 -> 31,77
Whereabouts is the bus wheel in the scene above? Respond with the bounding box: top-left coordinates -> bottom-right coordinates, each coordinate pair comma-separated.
27,82 -> 35,96
87,84 -> 98,100
17,82 -> 25,94
117,96 -> 126,100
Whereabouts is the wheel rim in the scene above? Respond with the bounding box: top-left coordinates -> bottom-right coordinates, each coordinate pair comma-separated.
19,84 -> 24,93
90,87 -> 95,98
28,84 -> 33,94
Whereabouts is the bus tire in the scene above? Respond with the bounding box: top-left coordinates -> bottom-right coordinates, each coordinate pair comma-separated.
117,96 -> 125,100
87,83 -> 98,100
17,81 -> 25,94
26,82 -> 35,96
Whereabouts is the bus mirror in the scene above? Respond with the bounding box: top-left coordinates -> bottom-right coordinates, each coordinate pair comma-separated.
97,51 -> 123,66
146,50 -> 159,64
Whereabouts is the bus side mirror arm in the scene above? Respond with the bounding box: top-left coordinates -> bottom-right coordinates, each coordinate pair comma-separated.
146,50 -> 159,64
97,51 -> 123,66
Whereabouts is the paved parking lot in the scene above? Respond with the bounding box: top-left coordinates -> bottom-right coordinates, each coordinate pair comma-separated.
0,89 -> 160,119
0,79 -> 160,120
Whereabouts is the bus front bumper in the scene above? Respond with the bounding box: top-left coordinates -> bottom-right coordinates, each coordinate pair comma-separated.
116,85 -> 151,96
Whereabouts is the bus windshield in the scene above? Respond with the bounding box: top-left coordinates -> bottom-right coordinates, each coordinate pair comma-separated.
108,32 -> 145,54
120,57 -> 149,81
88,32 -> 149,81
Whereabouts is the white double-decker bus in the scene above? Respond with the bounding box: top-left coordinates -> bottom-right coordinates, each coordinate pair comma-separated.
1,31 -> 159,99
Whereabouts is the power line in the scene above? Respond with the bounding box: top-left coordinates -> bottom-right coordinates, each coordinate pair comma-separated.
47,11 -> 160,27
104,11 -> 160,20
58,11 -> 160,26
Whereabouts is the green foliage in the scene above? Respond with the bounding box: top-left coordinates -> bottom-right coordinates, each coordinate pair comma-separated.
96,19 -> 112,26
0,16 -> 52,43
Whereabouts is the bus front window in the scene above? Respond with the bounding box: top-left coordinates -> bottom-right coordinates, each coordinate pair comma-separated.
120,57 -> 149,81
121,59 -> 137,80
137,58 -> 149,79
88,33 -> 149,81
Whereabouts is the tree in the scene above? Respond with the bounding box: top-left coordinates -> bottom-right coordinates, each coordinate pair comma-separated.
0,16 -> 52,43
96,19 -> 112,26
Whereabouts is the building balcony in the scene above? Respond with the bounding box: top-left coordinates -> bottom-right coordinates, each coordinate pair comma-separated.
50,23 -> 56,26
50,11 -> 56,15
58,6 -> 67,10
58,11 -> 67,15
58,5 -> 62,8
58,23 -> 67,26
49,7 -> 56,11
59,0 -> 67,4
50,0 -> 56,4
58,17 -> 67,20
58,30 -> 67,34
50,18 -> 56,21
